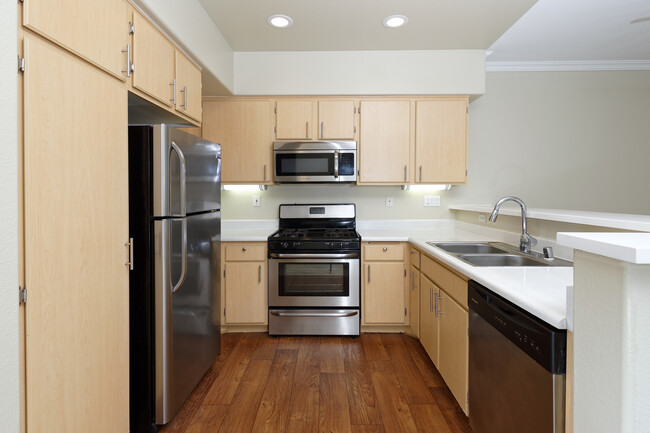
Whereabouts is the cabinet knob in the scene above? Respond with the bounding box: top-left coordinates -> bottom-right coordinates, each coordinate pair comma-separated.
242,247 -> 247,252
383,247 -> 388,252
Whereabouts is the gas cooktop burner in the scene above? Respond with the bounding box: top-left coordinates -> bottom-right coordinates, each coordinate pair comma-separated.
272,227 -> 359,241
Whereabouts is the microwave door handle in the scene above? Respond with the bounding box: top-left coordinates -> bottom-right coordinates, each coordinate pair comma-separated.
170,141 -> 186,217
334,150 -> 339,178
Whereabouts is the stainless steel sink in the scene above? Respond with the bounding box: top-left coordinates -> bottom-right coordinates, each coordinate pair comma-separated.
425,241 -> 572,267
458,254 -> 549,267
429,242 -> 509,255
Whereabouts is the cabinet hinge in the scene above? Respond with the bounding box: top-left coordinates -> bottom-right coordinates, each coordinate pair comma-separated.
223,269 -> 226,278
274,106 -> 277,114
354,106 -> 357,114
18,56 -> 25,73
128,21 -> 135,35
274,126 -> 277,134
404,308 -> 407,316
404,269 -> 407,277
223,308 -> 226,316
19,287 -> 27,304
465,169 -> 468,176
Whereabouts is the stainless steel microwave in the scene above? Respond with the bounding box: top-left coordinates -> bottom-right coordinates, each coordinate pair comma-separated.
273,141 -> 357,183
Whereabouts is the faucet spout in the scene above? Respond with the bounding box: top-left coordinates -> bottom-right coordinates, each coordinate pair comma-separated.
488,196 -> 537,253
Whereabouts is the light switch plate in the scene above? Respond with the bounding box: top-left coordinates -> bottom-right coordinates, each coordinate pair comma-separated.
253,195 -> 261,207
478,214 -> 487,223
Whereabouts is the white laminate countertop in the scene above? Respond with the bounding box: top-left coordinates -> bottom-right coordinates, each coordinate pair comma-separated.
557,232 -> 650,264
222,220 -> 278,241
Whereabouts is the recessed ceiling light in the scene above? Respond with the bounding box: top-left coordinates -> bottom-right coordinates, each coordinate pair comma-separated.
268,14 -> 293,28
383,15 -> 408,28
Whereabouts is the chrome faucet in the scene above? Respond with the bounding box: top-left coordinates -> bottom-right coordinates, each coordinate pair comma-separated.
489,196 -> 537,253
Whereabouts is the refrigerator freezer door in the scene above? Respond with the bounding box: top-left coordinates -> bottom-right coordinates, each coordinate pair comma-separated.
153,125 -> 221,217
154,211 -> 221,424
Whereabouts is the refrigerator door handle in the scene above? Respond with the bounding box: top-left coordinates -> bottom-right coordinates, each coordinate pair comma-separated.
216,155 -> 222,181
171,219 -> 188,293
170,141 -> 187,217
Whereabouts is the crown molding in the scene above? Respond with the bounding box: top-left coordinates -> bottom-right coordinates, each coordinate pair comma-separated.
486,60 -> 650,72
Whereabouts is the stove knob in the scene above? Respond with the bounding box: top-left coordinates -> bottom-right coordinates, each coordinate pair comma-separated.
292,242 -> 301,248
281,242 -> 289,249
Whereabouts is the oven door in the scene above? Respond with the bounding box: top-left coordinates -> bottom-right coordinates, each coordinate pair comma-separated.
268,253 -> 360,308
274,151 -> 356,183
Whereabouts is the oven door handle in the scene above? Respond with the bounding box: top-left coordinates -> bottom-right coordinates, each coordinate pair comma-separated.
269,253 -> 359,259
270,310 -> 359,318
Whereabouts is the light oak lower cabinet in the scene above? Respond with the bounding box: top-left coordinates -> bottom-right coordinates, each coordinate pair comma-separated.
222,242 -> 268,326
419,274 -> 440,365
409,264 -> 420,337
362,242 -> 407,326
419,250 -> 469,414
438,288 -> 469,412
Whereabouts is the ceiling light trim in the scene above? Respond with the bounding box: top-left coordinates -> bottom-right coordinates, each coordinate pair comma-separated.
383,15 -> 408,28
267,14 -> 293,28
486,60 -> 650,72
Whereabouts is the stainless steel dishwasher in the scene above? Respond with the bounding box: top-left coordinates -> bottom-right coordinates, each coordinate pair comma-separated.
468,280 -> 567,433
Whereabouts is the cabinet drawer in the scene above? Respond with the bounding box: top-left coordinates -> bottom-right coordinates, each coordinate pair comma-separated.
421,255 -> 467,308
364,243 -> 404,261
225,243 -> 266,261
409,247 -> 421,269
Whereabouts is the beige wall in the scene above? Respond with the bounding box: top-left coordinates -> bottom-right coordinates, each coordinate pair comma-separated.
234,50 -> 486,96
0,0 -> 20,431
447,70 -> 650,214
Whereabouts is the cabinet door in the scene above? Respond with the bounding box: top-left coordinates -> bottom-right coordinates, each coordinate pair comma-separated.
23,0 -> 129,80
224,262 -> 268,324
409,265 -> 420,337
24,34 -> 129,433
359,100 -> 411,183
318,100 -> 356,140
175,51 -> 202,122
415,99 -> 468,184
203,100 -> 273,183
363,262 -> 405,324
276,100 -> 313,140
438,290 -> 469,412
132,10 -> 175,107
419,275 -> 439,366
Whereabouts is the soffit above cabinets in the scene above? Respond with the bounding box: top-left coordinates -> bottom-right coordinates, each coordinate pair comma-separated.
199,0 -> 538,52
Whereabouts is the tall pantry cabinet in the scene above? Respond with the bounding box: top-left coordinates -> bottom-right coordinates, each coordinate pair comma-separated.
21,0 -> 131,431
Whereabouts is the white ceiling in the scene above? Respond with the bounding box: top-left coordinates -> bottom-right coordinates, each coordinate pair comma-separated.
199,0 -> 650,63
488,0 -> 650,62
199,0 -> 537,52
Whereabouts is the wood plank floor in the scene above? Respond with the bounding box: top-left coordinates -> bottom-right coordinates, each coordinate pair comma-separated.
160,333 -> 471,433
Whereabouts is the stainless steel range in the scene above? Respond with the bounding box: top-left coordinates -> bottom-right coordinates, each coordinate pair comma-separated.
268,204 -> 361,336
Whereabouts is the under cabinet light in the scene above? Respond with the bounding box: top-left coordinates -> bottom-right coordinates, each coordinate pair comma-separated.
401,185 -> 451,191
223,185 -> 268,191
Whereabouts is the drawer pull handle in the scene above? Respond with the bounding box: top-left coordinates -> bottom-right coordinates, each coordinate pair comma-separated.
242,247 -> 247,252
383,247 -> 387,252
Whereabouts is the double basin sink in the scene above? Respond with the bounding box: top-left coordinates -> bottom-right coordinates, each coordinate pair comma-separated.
426,242 -> 572,267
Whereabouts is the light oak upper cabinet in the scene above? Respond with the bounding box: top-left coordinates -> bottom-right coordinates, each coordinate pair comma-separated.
318,100 -> 356,140
132,10 -> 175,107
23,0 -> 129,80
223,243 -> 268,325
275,100 -> 314,140
358,100 -> 411,184
174,51 -> 202,122
415,98 -> 468,184
23,33 -> 129,432
362,243 -> 407,325
203,100 -> 273,184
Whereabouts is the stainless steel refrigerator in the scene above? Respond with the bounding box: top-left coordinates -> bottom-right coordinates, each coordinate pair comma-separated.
128,124 -> 221,432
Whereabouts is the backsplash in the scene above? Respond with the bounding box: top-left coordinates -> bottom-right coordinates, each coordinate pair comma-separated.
221,184 -> 453,220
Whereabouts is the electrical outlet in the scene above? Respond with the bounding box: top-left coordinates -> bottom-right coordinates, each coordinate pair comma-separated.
253,195 -> 261,207
424,196 -> 441,207
478,214 -> 486,223
385,196 -> 393,207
